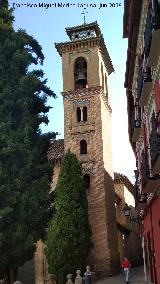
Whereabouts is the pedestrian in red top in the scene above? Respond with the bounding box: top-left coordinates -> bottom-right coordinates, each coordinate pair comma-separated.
121,257 -> 131,283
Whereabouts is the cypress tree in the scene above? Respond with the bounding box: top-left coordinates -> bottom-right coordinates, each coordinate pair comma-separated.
45,151 -> 92,284
0,0 -> 56,280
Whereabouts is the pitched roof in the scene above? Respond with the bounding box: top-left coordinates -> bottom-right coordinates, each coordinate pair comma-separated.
48,139 -> 64,161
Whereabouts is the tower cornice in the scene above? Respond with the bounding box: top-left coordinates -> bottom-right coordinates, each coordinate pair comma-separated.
55,36 -> 114,75
61,86 -> 112,113
61,86 -> 102,97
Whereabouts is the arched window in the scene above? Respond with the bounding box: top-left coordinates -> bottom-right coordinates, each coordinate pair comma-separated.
83,107 -> 87,122
77,107 -> 81,122
77,106 -> 88,122
83,174 -> 90,189
80,140 -> 87,154
74,57 -> 87,90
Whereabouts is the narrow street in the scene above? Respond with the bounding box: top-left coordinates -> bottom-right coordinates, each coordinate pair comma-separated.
94,266 -> 152,284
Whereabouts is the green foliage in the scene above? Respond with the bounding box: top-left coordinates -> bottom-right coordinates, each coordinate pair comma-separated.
45,151 -> 92,284
0,0 -> 56,276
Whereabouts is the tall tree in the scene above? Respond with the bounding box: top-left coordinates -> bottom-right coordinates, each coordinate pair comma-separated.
0,0 -> 56,281
45,151 -> 92,284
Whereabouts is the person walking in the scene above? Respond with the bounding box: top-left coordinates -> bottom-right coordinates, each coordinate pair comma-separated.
121,257 -> 131,284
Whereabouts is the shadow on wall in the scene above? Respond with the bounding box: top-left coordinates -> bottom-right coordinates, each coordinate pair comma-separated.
104,170 -> 120,275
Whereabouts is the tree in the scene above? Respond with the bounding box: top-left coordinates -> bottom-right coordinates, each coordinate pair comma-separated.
45,151 -> 92,284
0,0 -> 56,281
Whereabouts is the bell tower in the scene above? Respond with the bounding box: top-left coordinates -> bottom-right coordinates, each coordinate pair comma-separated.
55,22 -> 119,275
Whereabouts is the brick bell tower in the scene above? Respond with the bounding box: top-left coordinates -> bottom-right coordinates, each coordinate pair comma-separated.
55,22 -> 120,275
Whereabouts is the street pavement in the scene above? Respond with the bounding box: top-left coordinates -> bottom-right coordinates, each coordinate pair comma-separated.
94,266 -> 152,284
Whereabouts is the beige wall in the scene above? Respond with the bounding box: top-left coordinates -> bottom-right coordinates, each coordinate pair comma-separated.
62,47 -> 100,92
101,95 -> 113,177
50,162 -> 61,192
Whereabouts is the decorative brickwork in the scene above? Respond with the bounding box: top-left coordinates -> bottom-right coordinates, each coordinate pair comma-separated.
48,139 -> 64,161
53,22 -> 120,275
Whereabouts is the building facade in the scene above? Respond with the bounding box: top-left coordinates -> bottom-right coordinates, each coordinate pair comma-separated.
114,173 -> 143,266
52,21 -> 120,275
123,0 -> 160,283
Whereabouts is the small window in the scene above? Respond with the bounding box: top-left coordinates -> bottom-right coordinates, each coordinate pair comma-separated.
75,34 -> 79,39
83,174 -> 90,189
80,140 -> 87,154
83,107 -> 87,122
77,107 -> 81,122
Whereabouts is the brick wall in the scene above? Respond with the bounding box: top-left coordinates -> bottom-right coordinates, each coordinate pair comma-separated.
63,86 -> 119,275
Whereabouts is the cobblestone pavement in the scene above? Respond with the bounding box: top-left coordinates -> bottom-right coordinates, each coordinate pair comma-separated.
94,266 -> 152,284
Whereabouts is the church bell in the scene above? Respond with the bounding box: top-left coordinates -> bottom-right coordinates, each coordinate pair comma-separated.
76,71 -> 86,83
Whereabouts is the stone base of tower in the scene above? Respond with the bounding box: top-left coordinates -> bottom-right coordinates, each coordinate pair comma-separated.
89,251 -> 120,278
87,168 -> 120,278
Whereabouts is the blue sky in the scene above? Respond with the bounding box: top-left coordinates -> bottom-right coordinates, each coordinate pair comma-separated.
9,0 -> 136,181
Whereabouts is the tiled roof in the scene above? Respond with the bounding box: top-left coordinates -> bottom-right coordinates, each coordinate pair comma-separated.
55,21 -> 114,75
65,21 -> 101,38
114,172 -> 134,194
48,139 -> 64,161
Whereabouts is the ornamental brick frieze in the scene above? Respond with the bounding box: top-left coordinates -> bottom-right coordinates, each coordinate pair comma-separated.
71,129 -> 95,136
82,167 -> 94,175
73,98 -> 90,107
55,37 -> 101,56
61,86 -> 102,99
101,93 -> 112,113
81,159 -> 95,165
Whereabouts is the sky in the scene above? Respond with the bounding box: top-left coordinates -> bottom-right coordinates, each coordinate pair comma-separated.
8,0 -> 136,181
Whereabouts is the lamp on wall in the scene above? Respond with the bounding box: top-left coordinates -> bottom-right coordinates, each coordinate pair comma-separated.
122,203 -> 131,217
122,203 -> 142,224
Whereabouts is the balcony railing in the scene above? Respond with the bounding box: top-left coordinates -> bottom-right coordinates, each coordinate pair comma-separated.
141,150 -> 150,188
134,105 -> 141,128
144,7 -> 152,56
150,111 -> 160,172
135,177 -> 147,200
148,0 -> 160,66
140,132 -> 160,193
137,67 -> 143,97
152,0 -> 160,30
130,108 -> 135,141
143,67 -> 152,82
140,66 -> 152,106
132,101 -> 142,142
